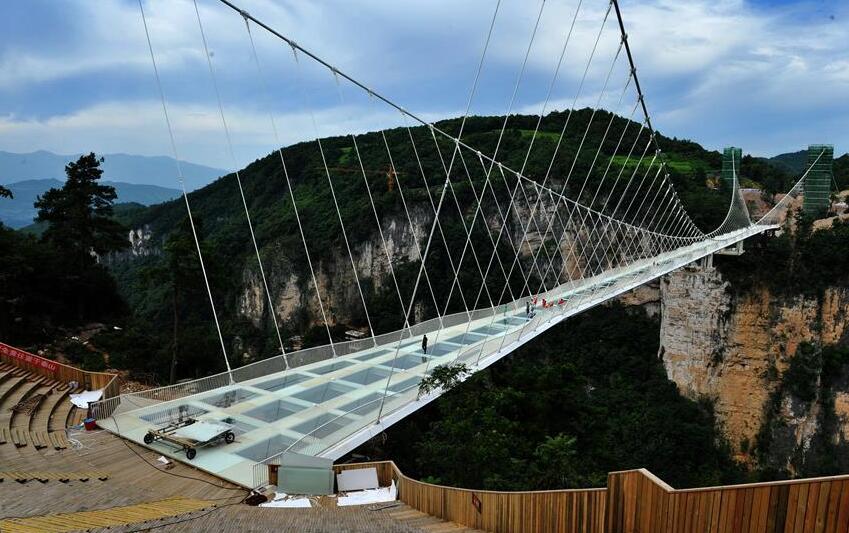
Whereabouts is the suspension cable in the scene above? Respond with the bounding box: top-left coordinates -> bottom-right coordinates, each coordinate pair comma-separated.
192,0 -> 286,360
138,0 -> 232,380
241,15 -> 337,359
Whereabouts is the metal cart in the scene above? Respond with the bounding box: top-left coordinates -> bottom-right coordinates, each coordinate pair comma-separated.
143,419 -> 235,460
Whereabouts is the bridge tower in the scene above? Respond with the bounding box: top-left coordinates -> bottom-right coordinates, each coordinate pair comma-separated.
721,147 -> 742,190
803,144 -> 834,216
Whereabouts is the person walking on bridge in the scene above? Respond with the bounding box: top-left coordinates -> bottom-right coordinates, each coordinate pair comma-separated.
421,334 -> 428,356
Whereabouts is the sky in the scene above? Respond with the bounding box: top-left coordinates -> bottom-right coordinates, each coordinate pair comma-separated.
0,0 -> 847,171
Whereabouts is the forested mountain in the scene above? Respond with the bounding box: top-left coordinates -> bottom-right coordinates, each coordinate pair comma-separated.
38,111 -> 805,379
765,150 -> 808,175
761,150 -> 849,190
96,111 -> 752,375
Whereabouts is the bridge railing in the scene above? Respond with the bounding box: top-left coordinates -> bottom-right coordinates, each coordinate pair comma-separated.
92,228 -> 770,426
90,369 -> 233,419
89,302 -> 516,421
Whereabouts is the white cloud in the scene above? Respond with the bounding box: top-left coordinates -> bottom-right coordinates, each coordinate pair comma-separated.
0,99 -> 456,170
1,0 -> 848,167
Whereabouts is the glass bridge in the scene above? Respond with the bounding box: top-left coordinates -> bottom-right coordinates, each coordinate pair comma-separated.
95,226 -> 772,488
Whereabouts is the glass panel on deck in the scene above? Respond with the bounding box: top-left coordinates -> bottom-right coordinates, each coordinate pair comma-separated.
235,434 -> 297,462
254,373 -> 312,392
340,366 -> 392,385
309,360 -> 356,375
200,387 -> 259,408
244,399 -> 308,423
293,381 -> 355,404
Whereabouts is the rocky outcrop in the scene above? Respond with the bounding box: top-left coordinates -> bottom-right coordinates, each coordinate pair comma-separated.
236,207 -> 432,331
657,261 -> 849,468
101,225 -> 159,264
233,200 -> 602,334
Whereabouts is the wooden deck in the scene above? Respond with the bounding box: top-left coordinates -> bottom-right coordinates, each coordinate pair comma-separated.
0,367 -> 482,532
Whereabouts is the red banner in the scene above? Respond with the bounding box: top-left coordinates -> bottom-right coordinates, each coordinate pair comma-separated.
0,342 -> 59,373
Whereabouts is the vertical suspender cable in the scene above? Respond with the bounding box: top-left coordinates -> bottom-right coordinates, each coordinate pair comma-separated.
138,0 -> 232,380
241,15 -> 335,362
192,0 -> 287,361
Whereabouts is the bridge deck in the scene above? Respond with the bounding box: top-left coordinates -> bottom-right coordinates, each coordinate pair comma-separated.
99,307 -> 531,487
98,227 -> 771,488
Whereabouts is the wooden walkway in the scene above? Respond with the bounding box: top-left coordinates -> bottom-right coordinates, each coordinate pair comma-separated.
120,503 -> 484,533
0,498 -> 215,533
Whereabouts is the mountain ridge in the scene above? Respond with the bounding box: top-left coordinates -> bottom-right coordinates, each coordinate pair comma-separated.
0,150 -> 226,191
1,178 -> 180,228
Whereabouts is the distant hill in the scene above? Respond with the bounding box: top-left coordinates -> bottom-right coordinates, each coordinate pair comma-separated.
0,150 -> 226,191
0,179 -> 180,228
764,150 -> 808,175
762,150 -> 849,191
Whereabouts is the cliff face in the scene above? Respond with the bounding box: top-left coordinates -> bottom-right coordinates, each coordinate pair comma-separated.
656,263 -> 849,470
236,207 -> 431,330
233,188 -> 601,334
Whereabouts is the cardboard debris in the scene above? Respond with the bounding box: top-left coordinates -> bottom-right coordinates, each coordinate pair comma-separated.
69,389 -> 104,409
337,480 -> 397,507
259,492 -> 313,508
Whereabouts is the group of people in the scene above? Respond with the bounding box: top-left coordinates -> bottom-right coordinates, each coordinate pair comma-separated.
418,295 -> 570,356
526,296 -> 567,317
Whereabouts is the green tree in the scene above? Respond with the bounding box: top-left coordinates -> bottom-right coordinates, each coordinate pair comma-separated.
533,434 -> 586,489
418,363 -> 470,397
33,153 -> 128,320
142,217 -> 220,383
35,153 -> 127,270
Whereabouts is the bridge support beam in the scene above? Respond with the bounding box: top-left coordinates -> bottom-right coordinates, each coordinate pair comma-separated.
715,240 -> 744,256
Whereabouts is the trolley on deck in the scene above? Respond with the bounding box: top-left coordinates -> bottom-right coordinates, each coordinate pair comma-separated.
143,418 -> 235,460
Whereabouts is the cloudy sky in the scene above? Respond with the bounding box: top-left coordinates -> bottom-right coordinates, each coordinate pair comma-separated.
1,0 -> 846,171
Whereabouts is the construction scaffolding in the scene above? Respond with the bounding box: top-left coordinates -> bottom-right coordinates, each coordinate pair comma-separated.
803,144 -> 833,215
721,147 -> 742,190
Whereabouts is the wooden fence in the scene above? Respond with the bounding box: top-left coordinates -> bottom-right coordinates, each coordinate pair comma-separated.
334,461 -> 606,532
331,462 -> 849,532
0,341 -> 119,400
607,468 -> 849,532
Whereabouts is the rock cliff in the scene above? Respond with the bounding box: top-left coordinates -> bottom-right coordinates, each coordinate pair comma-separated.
655,261 -> 849,472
